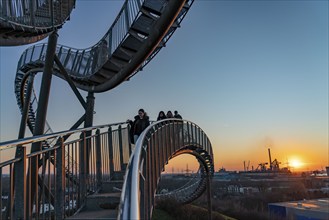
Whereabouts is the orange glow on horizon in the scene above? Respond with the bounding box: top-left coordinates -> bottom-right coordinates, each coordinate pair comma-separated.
162,143 -> 328,173
163,154 -> 200,173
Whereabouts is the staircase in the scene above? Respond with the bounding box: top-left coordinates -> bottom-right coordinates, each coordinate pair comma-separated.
68,171 -> 125,219
14,0 -> 195,93
0,0 -> 206,219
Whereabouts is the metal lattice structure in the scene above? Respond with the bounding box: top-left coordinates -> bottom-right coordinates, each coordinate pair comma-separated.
0,120 -> 214,219
0,123 -> 132,219
0,0 -> 216,219
15,0 -> 194,92
14,0 -> 195,143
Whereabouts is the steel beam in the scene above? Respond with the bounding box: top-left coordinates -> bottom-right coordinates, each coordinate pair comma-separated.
18,74 -> 35,139
13,74 -> 34,219
55,138 -> 65,219
84,92 -> 95,128
54,55 -> 87,109
29,31 -> 58,214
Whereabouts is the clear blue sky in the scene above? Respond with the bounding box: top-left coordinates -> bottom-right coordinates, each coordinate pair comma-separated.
0,0 -> 328,171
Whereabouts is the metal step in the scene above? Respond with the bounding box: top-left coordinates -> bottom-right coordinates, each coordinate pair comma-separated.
130,14 -> 155,36
85,192 -> 121,211
101,180 -> 124,193
111,171 -> 126,181
110,56 -> 129,68
143,0 -> 167,16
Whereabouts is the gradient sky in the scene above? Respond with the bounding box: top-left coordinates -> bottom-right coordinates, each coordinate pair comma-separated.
0,0 -> 328,172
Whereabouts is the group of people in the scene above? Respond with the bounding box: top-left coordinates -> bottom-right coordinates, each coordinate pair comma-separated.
157,110 -> 182,120
127,109 -> 183,144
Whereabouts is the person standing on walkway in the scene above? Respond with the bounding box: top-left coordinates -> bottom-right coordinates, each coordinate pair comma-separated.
166,110 -> 174,118
174,110 -> 182,119
174,111 -> 183,140
157,111 -> 167,121
127,109 -> 150,144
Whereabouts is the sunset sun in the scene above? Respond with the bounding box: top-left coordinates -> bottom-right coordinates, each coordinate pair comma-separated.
290,158 -> 303,169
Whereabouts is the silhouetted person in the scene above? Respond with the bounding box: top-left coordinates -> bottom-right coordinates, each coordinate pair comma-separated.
174,110 -> 182,119
166,110 -> 174,118
157,111 -> 167,121
127,109 -> 150,144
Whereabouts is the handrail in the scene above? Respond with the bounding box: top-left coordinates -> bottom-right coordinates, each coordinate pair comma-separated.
16,0 -> 144,79
0,121 -> 126,150
119,119 -> 214,219
0,121 -> 132,219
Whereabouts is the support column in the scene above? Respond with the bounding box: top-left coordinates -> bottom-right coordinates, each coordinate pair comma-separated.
13,73 -> 34,219
84,92 -> 95,128
33,30 -> 58,138
55,137 -> 65,219
95,129 -> 102,189
28,31 -> 58,214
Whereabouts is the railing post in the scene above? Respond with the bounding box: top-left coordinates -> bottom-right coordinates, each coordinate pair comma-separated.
14,146 -> 26,220
124,1 -> 130,31
108,30 -> 113,54
84,92 -> 95,176
127,124 -> 132,155
186,122 -> 190,145
55,137 -> 65,219
79,132 -> 87,207
207,171 -> 212,220
95,129 -> 102,189
191,123 -> 194,144
118,125 -> 125,171
108,126 -> 114,178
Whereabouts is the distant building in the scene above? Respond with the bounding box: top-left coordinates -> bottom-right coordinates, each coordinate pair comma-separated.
268,198 -> 329,220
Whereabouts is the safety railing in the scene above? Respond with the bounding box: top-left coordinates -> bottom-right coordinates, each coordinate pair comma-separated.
0,0 -> 75,30
16,0 -> 195,82
16,0 -> 146,79
155,170 -> 204,202
0,122 -> 131,219
119,119 -> 214,220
